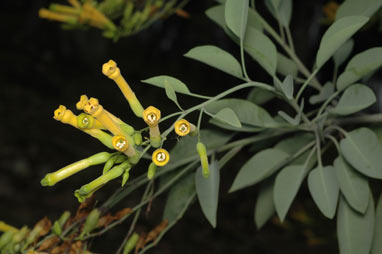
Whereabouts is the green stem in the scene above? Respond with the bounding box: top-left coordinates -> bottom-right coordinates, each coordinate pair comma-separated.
296,68 -> 320,101
253,10 -> 322,91
314,129 -> 323,167
285,26 -> 295,53
313,90 -> 340,121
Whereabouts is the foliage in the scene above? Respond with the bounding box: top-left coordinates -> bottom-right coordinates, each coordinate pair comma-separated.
1,0 -> 382,253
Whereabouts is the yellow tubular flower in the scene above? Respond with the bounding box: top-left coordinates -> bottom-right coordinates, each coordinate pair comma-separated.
143,106 -> 161,148
152,148 -> 170,167
53,105 -> 113,148
54,105 -> 78,128
196,142 -> 210,178
174,119 -> 196,136
49,4 -> 81,15
112,135 -> 140,164
82,2 -> 116,30
67,0 -> 81,8
0,221 -> 18,232
82,97 -> 125,136
39,9 -> 77,24
102,60 -> 144,117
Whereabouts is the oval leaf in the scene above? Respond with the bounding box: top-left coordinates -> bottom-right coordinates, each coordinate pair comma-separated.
336,0 -> 382,20
372,193 -> 382,254
244,27 -> 277,76
340,127 -> 382,179
255,180 -> 275,229
281,75 -> 294,99
334,156 -> 369,213
333,39 -> 354,68
195,161 -> 220,228
330,84 -> 376,115
337,47 -> 382,91
163,172 -> 195,223
225,0 -> 249,38
229,148 -> 289,192
205,98 -> 278,128
213,108 -> 242,128
315,16 -> 369,69
277,53 -> 299,77
247,87 -> 275,105
337,193 -> 375,254
185,45 -> 243,79
308,166 -> 339,219
164,83 -> 180,108
142,75 -> 190,94
274,165 -> 309,221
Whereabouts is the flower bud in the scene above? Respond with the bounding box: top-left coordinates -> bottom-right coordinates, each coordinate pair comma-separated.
196,142 -> 209,178
79,209 -> 100,240
123,233 -> 139,254
147,162 -> 157,180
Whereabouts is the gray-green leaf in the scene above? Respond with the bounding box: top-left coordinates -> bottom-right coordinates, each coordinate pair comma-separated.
329,84 -> 376,115
229,148 -> 289,192
212,108 -> 242,128
195,161 -> 220,228
255,180 -> 275,229
336,0 -> 382,20
163,172 -> 195,223
164,83 -> 180,108
184,45 -> 243,79
247,87 -> 275,105
308,166 -> 339,219
309,82 -> 335,105
265,0 -> 292,27
315,16 -> 369,69
340,127 -> 382,179
336,47 -> 382,91
244,27 -> 277,76
277,99 -> 304,126
225,0 -> 249,38
334,156 -> 369,213
142,75 -> 190,94
277,53 -> 299,77
281,75 -> 294,99
205,98 -> 278,128
337,193 -> 375,254
333,39 -> 354,68
372,193 -> 382,254
274,164 -> 309,221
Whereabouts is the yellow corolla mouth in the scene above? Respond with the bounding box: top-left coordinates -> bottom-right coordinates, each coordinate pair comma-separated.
174,119 -> 191,136
112,135 -> 129,152
152,148 -> 170,167
143,106 -> 161,126
53,105 -> 67,121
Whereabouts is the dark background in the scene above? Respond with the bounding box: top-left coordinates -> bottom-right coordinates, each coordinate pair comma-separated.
0,0 -> 381,253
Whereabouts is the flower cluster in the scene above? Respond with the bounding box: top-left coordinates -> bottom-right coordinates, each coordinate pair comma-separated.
41,60 -> 208,203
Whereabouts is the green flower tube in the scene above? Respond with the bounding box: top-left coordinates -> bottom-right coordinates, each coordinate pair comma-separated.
74,161 -> 130,202
41,152 -> 112,186
123,232 -> 139,254
147,162 -> 157,180
78,209 -> 100,240
0,231 -> 15,249
120,123 -> 136,136
121,167 -> 132,187
196,142 -> 210,178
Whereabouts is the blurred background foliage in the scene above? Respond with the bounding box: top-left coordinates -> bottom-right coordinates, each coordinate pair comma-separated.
0,0 -> 381,253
